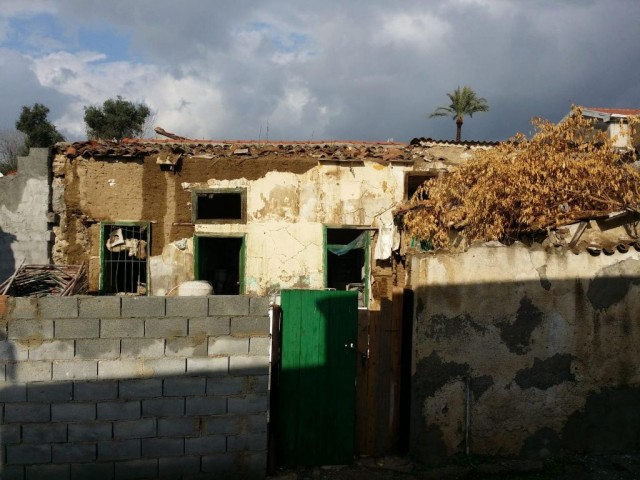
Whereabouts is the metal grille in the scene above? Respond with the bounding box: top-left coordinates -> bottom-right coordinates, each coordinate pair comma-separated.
102,224 -> 149,294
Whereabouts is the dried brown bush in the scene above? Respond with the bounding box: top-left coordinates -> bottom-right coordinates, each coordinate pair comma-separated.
403,107 -> 640,249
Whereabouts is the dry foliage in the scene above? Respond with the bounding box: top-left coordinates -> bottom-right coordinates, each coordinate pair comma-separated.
403,107 -> 640,249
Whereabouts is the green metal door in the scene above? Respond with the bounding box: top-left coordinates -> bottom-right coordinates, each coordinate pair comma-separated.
278,289 -> 358,466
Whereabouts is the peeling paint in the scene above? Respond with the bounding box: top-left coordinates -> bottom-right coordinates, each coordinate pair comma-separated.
514,354 -> 575,390
587,259 -> 640,310
497,297 -> 543,355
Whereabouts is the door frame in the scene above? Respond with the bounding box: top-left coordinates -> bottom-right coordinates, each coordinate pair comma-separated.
193,233 -> 246,294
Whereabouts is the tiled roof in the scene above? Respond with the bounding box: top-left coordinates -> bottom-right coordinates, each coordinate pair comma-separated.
410,137 -> 499,147
584,108 -> 640,117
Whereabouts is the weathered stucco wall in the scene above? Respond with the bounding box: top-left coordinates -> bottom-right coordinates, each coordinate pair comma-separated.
410,243 -> 640,463
0,149 -> 51,283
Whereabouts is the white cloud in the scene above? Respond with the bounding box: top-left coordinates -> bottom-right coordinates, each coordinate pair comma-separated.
377,12 -> 451,51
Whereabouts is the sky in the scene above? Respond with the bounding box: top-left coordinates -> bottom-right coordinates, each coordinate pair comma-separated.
1,0 -> 639,143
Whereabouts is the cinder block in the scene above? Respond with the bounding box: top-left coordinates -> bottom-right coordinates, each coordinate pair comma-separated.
185,396 -> 226,415
158,456 -> 201,478
230,316 -> 270,336
1,465 -> 25,480
23,423 -> 68,445
52,443 -> 96,463
166,297 -> 208,317
99,358 -> 183,379
74,380 -> 118,400
4,403 -> 50,423
206,376 -> 244,396
0,340 -> 28,361
9,297 -> 38,319
29,339 -> 75,360
98,439 -> 141,461
114,418 -> 156,439
187,357 -> 228,376
245,375 -> 269,395
249,336 -> 271,356
51,402 -> 95,422
3,424 -> 21,443
6,444 -> 51,465
11,361 -> 52,382
227,394 -> 269,415
163,376 -> 206,396
227,432 -> 268,452
121,338 -> 164,358
70,463 -> 114,479
143,358 -> 186,376
52,360 -> 98,381
68,422 -> 113,442
0,384 -> 27,402
100,319 -> 144,338
229,355 -> 269,376
38,296 -> 78,318
119,378 -> 162,399
249,297 -> 270,315
142,397 -> 184,417
25,464 -> 70,479
203,416 -> 240,435
144,318 -> 188,338
121,296 -> 165,318
114,459 -> 158,479
76,339 -> 120,359
245,413 -> 268,433
97,400 -> 141,421
209,336 -> 249,356
141,437 -> 184,457
165,336 -> 207,357
157,417 -> 200,437
189,317 -> 230,336
185,435 -> 226,455
78,297 -> 121,318
55,318 -> 99,338
209,295 -> 249,316
8,319 -> 54,340
201,453 -> 235,474
27,382 -> 72,402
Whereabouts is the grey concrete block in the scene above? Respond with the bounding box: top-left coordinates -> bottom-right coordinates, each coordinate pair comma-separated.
29,339 -> 75,360
1,465 -> 25,480
185,435 -> 226,455
144,317 -> 188,337
119,378 -> 162,399
114,418 -> 156,439
38,296 -> 78,318
163,376 -> 206,396
229,355 -> 269,376
143,358 -> 187,376
209,295 -> 249,316
249,336 -> 271,355
98,358 -> 184,379
141,437 -> 184,457
201,453 -> 235,474
55,318 -> 99,338
142,397 -> 184,416
51,402 -> 95,422
0,384 -> 27,402
70,462 -> 114,479
3,423 -> 22,443
189,316 -> 230,336
209,336 -> 249,356
76,339 -> 120,359
249,297 -> 270,315
8,319 -> 54,340
10,361 -> 52,382
27,382 -> 72,402
187,357 -> 228,376
121,338 -> 164,357
203,416 -> 240,435
68,422 -> 113,442
165,336 -> 207,357
9,297 -> 38,319
0,340 -> 28,361
228,394 -> 269,415
52,360 -> 97,381
114,459 -> 158,480
4,403 -> 50,423
245,375 -> 270,395
100,318 -> 144,338
185,396 -> 227,415
6,444 -> 51,464
227,432 -> 268,452
97,400 -> 141,421
121,296 -> 165,318
78,296 -> 121,318
166,297 -> 208,317
98,439 -> 141,461
157,417 -> 200,437
74,380 -> 118,400
230,316 -> 270,336
158,456 -> 201,478
52,443 -> 96,463
25,464 -> 70,480
206,376 -> 245,396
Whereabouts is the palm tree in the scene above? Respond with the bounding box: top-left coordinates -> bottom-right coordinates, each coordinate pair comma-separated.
429,86 -> 489,141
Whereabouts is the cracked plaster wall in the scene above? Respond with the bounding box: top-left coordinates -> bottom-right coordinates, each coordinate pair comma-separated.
409,243 -> 640,462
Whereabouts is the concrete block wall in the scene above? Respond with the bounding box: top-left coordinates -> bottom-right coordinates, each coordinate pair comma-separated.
0,295 -> 271,479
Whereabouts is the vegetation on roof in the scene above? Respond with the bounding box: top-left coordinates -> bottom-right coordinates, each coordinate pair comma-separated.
401,107 -> 640,249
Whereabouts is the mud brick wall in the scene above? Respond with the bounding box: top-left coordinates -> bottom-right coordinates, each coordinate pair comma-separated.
0,295 -> 270,479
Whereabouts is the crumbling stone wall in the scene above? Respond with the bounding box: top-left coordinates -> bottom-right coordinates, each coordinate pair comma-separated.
0,148 -> 51,283
410,244 -> 640,463
0,295 -> 270,479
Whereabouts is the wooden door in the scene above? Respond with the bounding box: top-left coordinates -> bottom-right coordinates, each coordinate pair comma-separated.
277,289 -> 358,466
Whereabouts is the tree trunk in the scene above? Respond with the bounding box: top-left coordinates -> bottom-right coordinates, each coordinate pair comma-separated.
456,117 -> 463,142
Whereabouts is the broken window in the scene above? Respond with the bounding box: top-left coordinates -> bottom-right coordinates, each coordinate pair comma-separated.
192,188 -> 246,223
325,228 -> 370,308
405,173 -> 437,200
101,223 -> 149,295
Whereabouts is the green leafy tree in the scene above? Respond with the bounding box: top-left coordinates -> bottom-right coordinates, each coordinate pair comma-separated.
84,96 -> 151,141
430,86 -> 489,141
15,103 -> 65,149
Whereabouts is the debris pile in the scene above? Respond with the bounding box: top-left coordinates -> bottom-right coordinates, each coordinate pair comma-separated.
0,264 -> 88,297
400,107 -> 640,249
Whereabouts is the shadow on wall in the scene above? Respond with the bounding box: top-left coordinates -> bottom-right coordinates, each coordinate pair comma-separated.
0,226 -> 17,284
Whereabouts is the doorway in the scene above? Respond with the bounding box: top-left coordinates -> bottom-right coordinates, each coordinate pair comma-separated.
325,227 -> 370,308
194,235 -> 245,295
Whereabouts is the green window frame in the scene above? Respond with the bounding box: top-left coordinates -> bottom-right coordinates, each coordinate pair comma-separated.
100,221 -> 151,295
192,188 -> 247,224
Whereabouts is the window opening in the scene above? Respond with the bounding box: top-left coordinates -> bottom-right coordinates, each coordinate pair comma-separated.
405,173 -> 436,200
193,189 -> 246,223
195,236 -> 244,295
326,228 -> 370,308
101,223 -> 149,295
